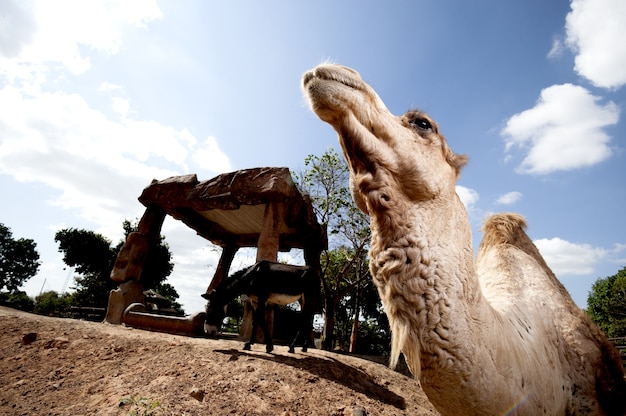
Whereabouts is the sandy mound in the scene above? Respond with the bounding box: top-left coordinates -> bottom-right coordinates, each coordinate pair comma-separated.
0,306 -> 438,415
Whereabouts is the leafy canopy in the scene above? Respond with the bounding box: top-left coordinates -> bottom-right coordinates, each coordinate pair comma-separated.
55,220 -> 178,310
296,148 -> 381,351
587,266 -> 626,338
0,223 -> 40,292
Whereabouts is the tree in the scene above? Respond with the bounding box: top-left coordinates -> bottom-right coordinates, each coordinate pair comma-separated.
0,290 -> 35,312
55,220 -> 179,311
296,148 -> 379,351
55,228 -> 117,307
151,282 -> 183,312
587,266 -> 626,338
34,290 -> 73,317
0,223 -> 40,292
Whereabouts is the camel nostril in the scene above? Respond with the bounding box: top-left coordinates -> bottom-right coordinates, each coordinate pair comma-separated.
302,71 -> 314,87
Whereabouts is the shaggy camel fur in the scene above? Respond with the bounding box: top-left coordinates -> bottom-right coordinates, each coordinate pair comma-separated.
303,64 -> 626,416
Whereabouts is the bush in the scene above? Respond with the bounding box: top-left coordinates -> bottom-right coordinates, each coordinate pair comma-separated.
34,291 -> 73,317
0,290 -> 35,312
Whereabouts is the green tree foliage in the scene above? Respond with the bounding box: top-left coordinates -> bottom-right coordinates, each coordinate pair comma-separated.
55,220 -> 179,311
222,297 -> 245,333
150,282 -> 183,313
0,223 -> 40,292
0,290 -> 35,312
34,290 -> 73,317
326,246 -> 389,353
55,228 -> 116,307
587,266 -> 626,338
296,148 -> 380,352
355,316 -> 391,356
297,149 -> 358,243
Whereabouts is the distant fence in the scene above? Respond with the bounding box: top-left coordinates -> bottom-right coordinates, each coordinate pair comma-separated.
609,337 -> 626,367
70,306 -> 106,321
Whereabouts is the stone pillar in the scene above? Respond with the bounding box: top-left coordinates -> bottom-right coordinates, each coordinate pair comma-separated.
205,244 -> 238,294
104,280 -> 145,324
110,206 -> 166,283
256,201 -> 284,262
240,202 -> 286,341
105,205 -> 166,324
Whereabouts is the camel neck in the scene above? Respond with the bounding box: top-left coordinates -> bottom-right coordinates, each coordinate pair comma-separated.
368,194 -> 492,386
368,194 -> 480,305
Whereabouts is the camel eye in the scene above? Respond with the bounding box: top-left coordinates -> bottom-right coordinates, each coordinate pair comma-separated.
410,117 -> 433,132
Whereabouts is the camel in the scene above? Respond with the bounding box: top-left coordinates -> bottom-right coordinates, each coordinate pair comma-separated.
303,64 -> 626,416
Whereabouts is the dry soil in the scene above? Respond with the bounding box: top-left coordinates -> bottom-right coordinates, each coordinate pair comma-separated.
0,306 -> 439,416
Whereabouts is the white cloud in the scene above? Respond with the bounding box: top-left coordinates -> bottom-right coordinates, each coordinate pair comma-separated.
159,219 -> 222,313
0,0 -> 163,81
566,0 -> 626,89
502,83 -> 619,174
534,237 -> 618,276
496,191 -> 522,205
547,37 -> 563,59
0,85 -> 232,233
0,0 -> 37,59
111,97 -> 131,116
192,136 -> 233,174
99,82 -> 122,92
456,185 -> 479,211
0,0 -> 233,314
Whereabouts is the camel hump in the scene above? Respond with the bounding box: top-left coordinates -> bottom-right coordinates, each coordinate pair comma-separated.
480,213 -> 528,246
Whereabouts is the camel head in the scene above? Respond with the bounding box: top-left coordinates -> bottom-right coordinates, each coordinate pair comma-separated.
303,64 -> 467,216
203,291 -> 227,337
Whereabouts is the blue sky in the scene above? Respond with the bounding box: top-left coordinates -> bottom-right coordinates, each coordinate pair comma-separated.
1,0 -> 625,314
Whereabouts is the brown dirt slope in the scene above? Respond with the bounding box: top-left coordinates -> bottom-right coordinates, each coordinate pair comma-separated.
0,306 -> 439,415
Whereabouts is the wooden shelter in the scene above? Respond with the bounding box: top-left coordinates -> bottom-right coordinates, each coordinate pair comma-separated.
104,167 -> 326,328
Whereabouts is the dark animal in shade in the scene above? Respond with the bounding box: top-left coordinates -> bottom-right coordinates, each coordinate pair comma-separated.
203,260 -> 320,353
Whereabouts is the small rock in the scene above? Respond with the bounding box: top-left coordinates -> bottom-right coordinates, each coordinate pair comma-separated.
44,337 -> 70,349
21,333 -> 37,345
351,407 -> 367,416
189,387 -> 205,402
306,375 -> 319,383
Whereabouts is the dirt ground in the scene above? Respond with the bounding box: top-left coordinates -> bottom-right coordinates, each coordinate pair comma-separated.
0,306 -> 439,416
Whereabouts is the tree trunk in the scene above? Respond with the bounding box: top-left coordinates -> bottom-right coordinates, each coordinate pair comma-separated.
349,282 -> 360,353
321,292 -> 336,350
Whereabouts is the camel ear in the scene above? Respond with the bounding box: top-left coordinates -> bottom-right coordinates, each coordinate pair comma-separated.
447,151 -> 468,178
438,132 -> 467,178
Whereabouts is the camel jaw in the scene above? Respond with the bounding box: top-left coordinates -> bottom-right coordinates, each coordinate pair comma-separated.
304,64 -> 402,210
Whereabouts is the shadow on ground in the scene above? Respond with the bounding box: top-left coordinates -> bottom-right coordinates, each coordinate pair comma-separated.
215,348 -> 406,410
